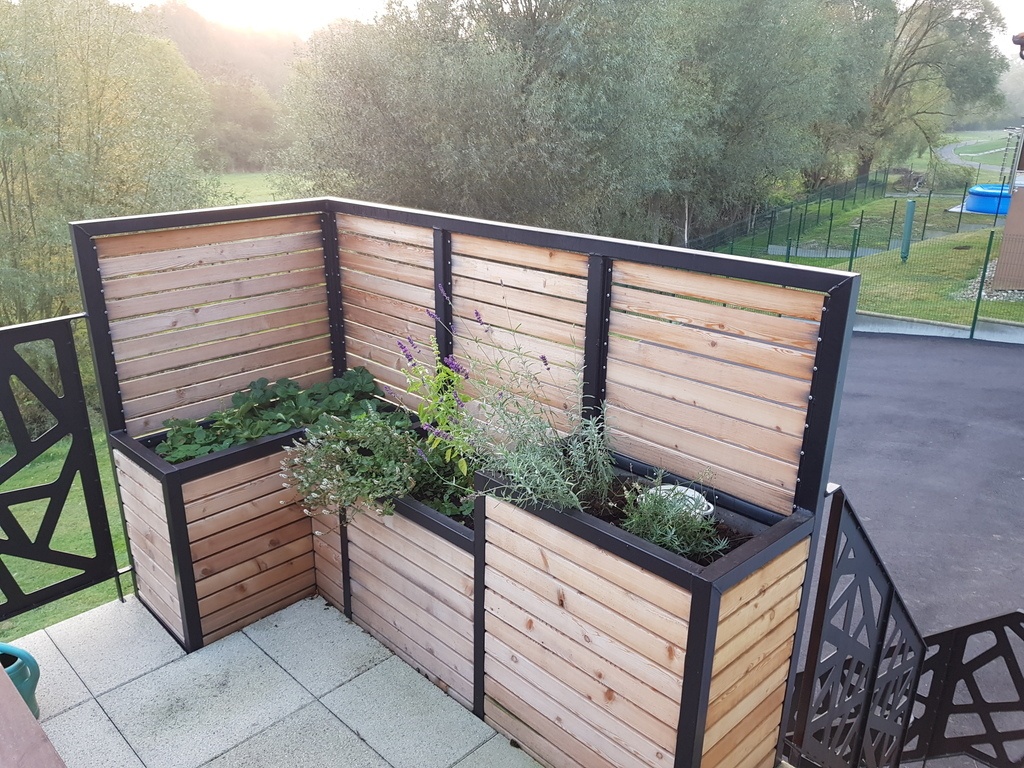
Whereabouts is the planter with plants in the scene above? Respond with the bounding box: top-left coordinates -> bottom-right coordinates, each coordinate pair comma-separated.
106,369 -> 382,651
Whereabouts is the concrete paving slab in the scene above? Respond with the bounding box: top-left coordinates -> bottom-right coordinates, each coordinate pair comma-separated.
322,656 -> 494,768
44,596 -> 184,695
452,733 -> 542,768
10,628 -> 91,721
99,632 -> 313,768
42,699 -> 145,768
242,596 -> 392,696
202,701 -> 390,768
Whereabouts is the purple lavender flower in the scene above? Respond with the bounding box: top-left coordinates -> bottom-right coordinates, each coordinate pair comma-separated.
424,424 -> 454,441
382,384 -> 397,397
444,355 -> 470,380
426,309 -> 439,322
539,354 -> 550,371
415,447 -> 429,461
474,309 -> 485,325
397,340 -> 415,365
437,283 -> 450,302
406,335 -> 421,352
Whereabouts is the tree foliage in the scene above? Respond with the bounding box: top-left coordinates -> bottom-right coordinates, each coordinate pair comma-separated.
0,0 -> 214,325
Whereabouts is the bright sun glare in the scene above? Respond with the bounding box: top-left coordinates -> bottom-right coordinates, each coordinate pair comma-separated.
138,0 -> 391,37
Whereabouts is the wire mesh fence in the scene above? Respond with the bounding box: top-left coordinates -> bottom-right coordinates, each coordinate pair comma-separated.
692,172 -> 1022,334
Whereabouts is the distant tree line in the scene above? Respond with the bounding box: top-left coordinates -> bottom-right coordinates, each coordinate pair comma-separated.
282,0 -> 1009,242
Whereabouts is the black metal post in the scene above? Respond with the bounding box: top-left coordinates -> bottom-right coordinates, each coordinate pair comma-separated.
321,211 -> 347,376
970,230 -> 996,339
921,190 -> 933,240
434,228 -> 454,359
888,199 -> 898,250
583,255 -> 613,417
956,181 -> 969,233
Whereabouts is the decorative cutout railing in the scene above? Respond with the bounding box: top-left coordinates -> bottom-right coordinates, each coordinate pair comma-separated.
0,315 -> 118,619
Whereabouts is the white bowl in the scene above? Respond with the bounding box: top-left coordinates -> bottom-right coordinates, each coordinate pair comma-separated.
642,484 -> 714,518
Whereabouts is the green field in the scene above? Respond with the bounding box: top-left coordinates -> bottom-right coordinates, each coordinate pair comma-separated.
0,430 -> 129,641
218,172 -> 280,204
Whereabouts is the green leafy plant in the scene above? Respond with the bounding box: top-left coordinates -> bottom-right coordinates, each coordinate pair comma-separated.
281,409 -> 419,522
155,368 -> 380,463
621,471 -> 728,563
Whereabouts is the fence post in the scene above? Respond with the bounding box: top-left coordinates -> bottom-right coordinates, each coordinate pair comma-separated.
956,182 -> 969,234
920,190 -> 933,240
970,231 -> 996,339
825,199 -> 835,257
853,175 -> 859,206
817,189 -> 824,225
901,199 -> 916,263
785,206 -> 794,243
767,210 -> 776,250
728,239 -> 735,255
888,199 -> 898,249
994,177 -> 1006,227
795,212 -> 805,257
785,239 -> 792,262
883,167 -> 890,195
848,227 -> 860,271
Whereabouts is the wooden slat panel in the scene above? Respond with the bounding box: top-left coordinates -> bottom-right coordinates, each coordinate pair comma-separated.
487,654 -> 659,768
136,581 -> 184,642
345,323 -> 433,369
199,555 -> 315,626
340,268 -> 433,309
486,697 -> 605,768
451,233 -> 589,277
710,611 -> 799,700
194,516 -> 311,582
99,233 -> 323,284
452,255 -> 588,300
719,539 -> 811,619
96,214 -> 322,259
125,527 -> 180,618
607,405 -> 798,493
486,520 -> 686,645
189,505 -> 308,562
453,300 -> 583,350
202,578 -> 316,644
454,317 -> 582,371
488,545 -> 684,675
609,431 -> 795,516
606,381 -> 802,465
182,451 -> 287,505
118,319 -> 330,382
198,539 -> 314,608
123,353 -> 333,425
312,515 -> 344,611
113,304 -> 326,362
452,274 -> 586,326
716,566 -> 806,645
609,310 -> 816,382
714,588 -> 803,675
702,682 -> 787,768
488,612 -> 677,751
336,215 -> 434,248
337,230 -> 433,268
484,591 -> 679,726
343,304 -> 433,347
350,512 -> 473,588
703,671 -> 790,755
352,589 -> 473,710
189,487 -> 298,537
612,284 -> 820,351
486,498 -> 692,618
613,260 -> 826,321
486,567 -> 681,696
607,333 -> 811,407
339,250 -> 432,289
123,516 -> 174,578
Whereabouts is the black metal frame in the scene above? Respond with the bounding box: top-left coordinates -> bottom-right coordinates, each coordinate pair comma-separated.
0,315 -> 119,619
786,489 -> 925,768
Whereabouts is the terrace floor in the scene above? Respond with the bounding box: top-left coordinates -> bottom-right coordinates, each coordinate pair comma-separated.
13,595 -> 539,768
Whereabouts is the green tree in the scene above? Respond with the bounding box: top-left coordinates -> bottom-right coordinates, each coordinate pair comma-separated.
0,0 -> 214,325
852,0 -> 1008,176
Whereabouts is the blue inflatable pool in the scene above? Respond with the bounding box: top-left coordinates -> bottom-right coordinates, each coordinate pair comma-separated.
964,184 -> 1010,215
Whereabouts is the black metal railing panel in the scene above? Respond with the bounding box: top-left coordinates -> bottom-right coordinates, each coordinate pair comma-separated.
903,611 -> 1024,767
787,489 -> 925,768
0,315 -> 118,619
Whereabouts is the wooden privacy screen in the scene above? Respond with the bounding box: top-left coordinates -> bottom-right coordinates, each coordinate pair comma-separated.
606,263 -> 825,516
92,213 -> 333,436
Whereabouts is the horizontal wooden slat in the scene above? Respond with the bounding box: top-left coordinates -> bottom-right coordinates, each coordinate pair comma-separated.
710,611 -> 799,699
336,215 -> 434,248
605,380 -> 802,465
486,566 -> 681,695
719,539 -> 810,619
606,405 -> 798,493
189,505 -> 308,562
612,284 -> 820,351
201,577 -> 316,643
350,512 -> 473,587
187,478 -> 296,530
99,232 -> 323,284
452,299 -> 583,350
339,230 -> 433,267
609,310 -> 816,382
607,333 -> 811,408
339,250 -> 432,290
123,515 -> 173,576
96,214 -> 322,259
487,545 -> 684,675
703,670 -> 789,755
452,275 -> 586,326
702,682 -> 787,768
713,588 -> 803,675
340,267 -> 433,310
196,517 -> 312,586
199,555 -> 315,626
486,695 -> 608,768
488,612 -> 677,751
198,539 -> 314,607
613,260 -> 826,321
183,451 -> 288,505
342,304 -> 433,348
486,498 -> 692,617
110,285 -> 328,343
451,233 -> 589,276
716,565 -> 806,645
452,255 -> 588,300
609,430 -> 795,516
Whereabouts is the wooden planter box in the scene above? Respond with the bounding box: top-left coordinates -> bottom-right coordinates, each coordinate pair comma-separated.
108,429 -> 315,651
476,480 -> 813,768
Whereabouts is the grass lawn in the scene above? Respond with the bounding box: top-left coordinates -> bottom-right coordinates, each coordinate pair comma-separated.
0,428 -> 129,641
218,172 -> 280,204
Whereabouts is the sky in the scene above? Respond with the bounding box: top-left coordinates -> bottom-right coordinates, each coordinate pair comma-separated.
143,0 -> 1024,49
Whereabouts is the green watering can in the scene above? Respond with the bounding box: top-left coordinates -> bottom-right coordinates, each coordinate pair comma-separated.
1,642 -> 40,719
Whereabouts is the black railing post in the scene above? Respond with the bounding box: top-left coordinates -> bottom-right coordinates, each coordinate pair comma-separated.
321,211 -> 346,376
433,227 -> 454,359
970,230 -> 996,339
582,254 -> 613,418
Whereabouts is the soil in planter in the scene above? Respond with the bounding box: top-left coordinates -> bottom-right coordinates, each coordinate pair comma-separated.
582,478 -> 753,566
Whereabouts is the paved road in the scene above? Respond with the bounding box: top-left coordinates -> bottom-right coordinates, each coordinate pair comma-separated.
829,332 -> 1024,636
937,140 -> 1006,173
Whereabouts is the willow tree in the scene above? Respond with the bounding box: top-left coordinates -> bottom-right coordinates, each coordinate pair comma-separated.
0,0 -> 214,325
